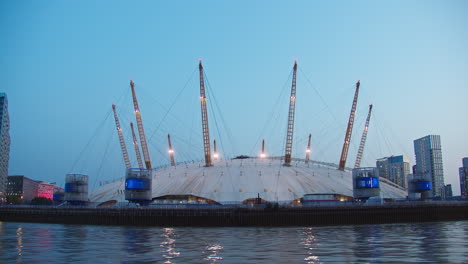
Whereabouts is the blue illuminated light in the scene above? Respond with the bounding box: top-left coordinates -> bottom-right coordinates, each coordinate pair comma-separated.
53,193 -> 63,201
125,178 -> 150,190
416,181 -> 432,191
65,183 -> 77,192
356,177 -> 379,188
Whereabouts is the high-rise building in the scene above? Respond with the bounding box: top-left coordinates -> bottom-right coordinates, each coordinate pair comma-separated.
413,135 -> 445,197
376,155 -> 410,189
459,157 -> 468,197
0,93 -> 10,202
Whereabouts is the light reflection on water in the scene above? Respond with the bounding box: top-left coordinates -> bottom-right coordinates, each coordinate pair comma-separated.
0,221 -> 466,263
16,227 -> 23,257
161,228 -> 180,263
203,243 -> 223,262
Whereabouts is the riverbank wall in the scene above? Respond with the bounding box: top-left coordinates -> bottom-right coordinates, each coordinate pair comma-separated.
1,203 -> 467,227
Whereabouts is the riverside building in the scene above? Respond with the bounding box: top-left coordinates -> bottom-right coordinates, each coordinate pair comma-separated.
413,135 -> 445,198
0,93 -> 10,202
7,175 -> 39,203
37,182 -> 62,200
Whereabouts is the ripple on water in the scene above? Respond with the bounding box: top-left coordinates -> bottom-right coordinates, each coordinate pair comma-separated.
0,221 -> 467,264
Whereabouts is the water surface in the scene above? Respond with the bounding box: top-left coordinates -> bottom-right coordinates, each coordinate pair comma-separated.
0,221 -> 467,263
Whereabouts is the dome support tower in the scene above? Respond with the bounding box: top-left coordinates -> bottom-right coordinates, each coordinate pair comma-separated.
284,61 -> 298,166
112,104 -> 131,169
354,104 -> 373,168
260,139 -> 266,158
213,139 -> 219,160
198,60 -> 212,167
338,80 -> 360,170
305,133 -> 312,163
168,134 -> 175,167
130,122 -> 144,169
130,80 -> 152,169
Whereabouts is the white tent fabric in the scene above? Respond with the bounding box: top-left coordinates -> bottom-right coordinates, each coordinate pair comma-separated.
89,158 -> 408,203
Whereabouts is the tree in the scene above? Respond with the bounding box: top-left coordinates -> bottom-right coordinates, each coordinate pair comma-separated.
6,195 -> 22,204
31,197 -> 53,205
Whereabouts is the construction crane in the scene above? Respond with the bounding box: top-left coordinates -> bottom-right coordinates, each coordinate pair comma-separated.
305,133 -> 311,163
284,60 -> 298,166
338,80 -> 361,171
130,80 -> 152,169
112,104 -> 131,168
167,134 -> 175,167
213,139 -> 219,160
260,139 -> 266,158
354,104 -> 373,168
130,122 -> 144,168
198,60 -> 212,167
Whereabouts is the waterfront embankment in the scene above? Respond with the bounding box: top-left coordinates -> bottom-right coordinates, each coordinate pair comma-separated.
1,202 -> 467,226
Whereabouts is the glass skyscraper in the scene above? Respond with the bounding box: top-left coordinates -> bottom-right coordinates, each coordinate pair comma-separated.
413,135 -> 444,197
459,157 -> 468,197
0,93 -> 10,202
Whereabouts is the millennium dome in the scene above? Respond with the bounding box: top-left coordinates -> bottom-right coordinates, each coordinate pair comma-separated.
87,61 -> 407,206
89,157 -> 407,205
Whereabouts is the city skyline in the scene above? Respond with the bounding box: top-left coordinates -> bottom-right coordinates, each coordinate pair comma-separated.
1,1 -> 467,194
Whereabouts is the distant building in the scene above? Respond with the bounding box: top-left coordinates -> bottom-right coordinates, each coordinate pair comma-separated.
442,184 -> 453,199
7,175 -> 39,203
37,182 -> 62,200
459,157 -> 468,197
0,93 -> 10,202
376,155 -> 410,189
414,135 -> 445,197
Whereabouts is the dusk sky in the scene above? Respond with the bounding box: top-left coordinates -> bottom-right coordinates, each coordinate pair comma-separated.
1,0 -> 467,194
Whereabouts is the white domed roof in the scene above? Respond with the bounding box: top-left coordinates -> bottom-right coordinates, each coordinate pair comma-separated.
89,157 -> 407,203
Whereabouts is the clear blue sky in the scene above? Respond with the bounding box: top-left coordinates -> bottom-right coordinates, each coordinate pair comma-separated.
1,0 -> 467,194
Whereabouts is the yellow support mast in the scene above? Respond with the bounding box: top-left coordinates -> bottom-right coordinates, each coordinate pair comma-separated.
198,60 -> 212,167
284,61 -> 298,166
130,80 -> 152,169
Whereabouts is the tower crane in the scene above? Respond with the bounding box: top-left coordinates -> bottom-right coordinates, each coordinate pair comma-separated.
305,133 -> 312,163
354,104 -> 373,168
130,80 -> 152,169
112,104 -> 131,169
284,60 -> 298,166
198,60 -> 212,167
168,134 -> 175,167
338,80 -> 360,171
130,122 -> 144,168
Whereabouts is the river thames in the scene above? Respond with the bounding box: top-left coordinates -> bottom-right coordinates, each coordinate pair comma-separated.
1,221 -> 467,263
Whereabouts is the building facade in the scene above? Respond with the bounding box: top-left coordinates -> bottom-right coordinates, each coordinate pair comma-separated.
442,184 -> 453,199
413,135 -> 445,197
37,182 -> 62,200
0,93 -> 10,202
376,155 -> 410,189
459,157 -> 468,197
7,175 -> 39,203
